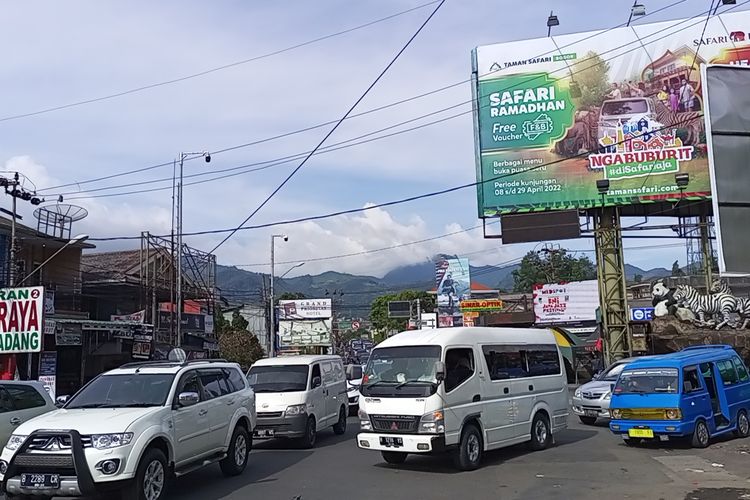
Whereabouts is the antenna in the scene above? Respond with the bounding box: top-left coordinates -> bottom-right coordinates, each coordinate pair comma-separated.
33,203 -> 88,239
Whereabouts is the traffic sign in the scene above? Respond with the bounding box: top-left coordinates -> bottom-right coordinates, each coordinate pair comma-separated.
352,321 -> 360,331
629,307 -> 654,322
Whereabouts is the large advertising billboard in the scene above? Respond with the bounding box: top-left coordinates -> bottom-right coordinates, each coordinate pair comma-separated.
279,320 -> 332,347
472,10 -> 750,216
435,258 -> 471,326
278,299 -> 332,320
0,286 -> 44,353
533,280 -> 599,324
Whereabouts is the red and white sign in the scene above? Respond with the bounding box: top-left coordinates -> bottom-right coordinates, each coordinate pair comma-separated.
351,321 -> 361,331
111,310 -> 146,323
0,286 -> 44,353
532,280 -> 599,324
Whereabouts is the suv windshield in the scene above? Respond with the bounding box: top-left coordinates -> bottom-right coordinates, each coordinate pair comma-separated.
247,365 -> 308,393
600,362 -> 627,381
601,99 -> 649,116
66,374 -> 175,408
360,345 -> 441,398
614,368 -> 679,394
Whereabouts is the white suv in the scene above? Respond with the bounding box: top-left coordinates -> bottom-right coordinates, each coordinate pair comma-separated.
0,359 -> 256,500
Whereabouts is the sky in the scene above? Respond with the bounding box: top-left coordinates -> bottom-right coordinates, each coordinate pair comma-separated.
0,0 -> 744,279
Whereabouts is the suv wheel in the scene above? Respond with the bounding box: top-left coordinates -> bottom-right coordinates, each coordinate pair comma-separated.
220,425 -> 251,477
298,416 -> 317,449
453,423 -> 483,471
332,407 -> 347,435
125,448 -> 168,500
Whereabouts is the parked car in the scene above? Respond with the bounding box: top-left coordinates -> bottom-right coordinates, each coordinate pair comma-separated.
572,357 -> 638,425
0,381 -> 57,448
597,97 -> 658,151
345,364 -> 364,416
357,327 -> 569,471
0,359 -> 256,500
247,355 -> 348,448
609,345 -> 750,448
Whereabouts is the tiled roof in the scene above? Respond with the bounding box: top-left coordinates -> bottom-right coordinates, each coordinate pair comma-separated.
81,250 -> 141,281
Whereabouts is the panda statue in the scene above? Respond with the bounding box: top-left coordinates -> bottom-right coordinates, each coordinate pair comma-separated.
651,280 -> 678,317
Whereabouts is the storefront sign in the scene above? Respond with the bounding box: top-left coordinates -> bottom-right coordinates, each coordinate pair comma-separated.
39,352 -> 56,376
43,319 -> 56,336
56,324 -> 82,346
132,342 -> 151,359
111,310 -> 146,323
0,286 -> 44,353
39,375 -> 56,400
630,307 -> 654,321
44,290 -> 55,316
459,299 -> 504,312
158,312 -> 205,333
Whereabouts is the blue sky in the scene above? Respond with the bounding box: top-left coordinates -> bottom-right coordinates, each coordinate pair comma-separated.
0,0 -> 742,278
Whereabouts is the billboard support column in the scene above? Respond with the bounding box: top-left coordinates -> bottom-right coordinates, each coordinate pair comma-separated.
699,210 -> 713,291
594,207 -> 631,363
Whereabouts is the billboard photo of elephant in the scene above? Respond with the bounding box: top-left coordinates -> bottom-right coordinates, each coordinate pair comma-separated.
472,10 -> 750,216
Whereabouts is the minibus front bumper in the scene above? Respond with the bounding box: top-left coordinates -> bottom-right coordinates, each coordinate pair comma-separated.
609,419 -> 693,439
357,432 -> 446,453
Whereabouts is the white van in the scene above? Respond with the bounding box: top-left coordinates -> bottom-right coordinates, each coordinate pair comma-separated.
356,327 -> 568,470
247,355 -> 348,448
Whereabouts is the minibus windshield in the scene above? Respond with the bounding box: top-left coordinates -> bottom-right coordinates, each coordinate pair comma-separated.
360,346 -> 441,398
613,368 -> 679,394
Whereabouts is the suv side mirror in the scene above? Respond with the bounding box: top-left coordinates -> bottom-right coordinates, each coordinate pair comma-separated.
178,392 -> 200,407
55,395 -> 69,408
435,361 -> 446,382
311,376 -> 322,389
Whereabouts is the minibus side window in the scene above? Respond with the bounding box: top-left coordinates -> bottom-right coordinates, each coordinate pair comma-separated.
482,345 -> 527,380
445,348 -> 475,393
682,367 -> 702,393
718,359 -> 739,386
732,356 -> 750,383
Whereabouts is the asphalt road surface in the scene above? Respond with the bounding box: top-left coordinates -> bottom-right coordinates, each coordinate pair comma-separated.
17,415 -> 750,500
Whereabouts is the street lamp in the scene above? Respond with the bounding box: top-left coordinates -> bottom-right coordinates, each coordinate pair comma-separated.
269,234 -> 288,358
627,2 -> 646,26
547,11 -> 559,37
714,0 -> 736,15
18,234 -> 89,286
175,151 -> 210,348
280,262 -> 305,279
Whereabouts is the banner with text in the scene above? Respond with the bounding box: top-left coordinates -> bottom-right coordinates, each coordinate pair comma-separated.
0,286 -> 44,353
279,320 -> 332,347
472,10 -> 750,216
278,299 -> 332,320
533,280 -> 599,324
436,258 -> 471,327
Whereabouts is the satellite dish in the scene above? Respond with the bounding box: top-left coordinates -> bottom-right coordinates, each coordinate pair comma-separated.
168,348 -> 187,362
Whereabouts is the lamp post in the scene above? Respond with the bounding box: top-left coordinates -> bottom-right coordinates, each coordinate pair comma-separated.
714,0 -> 736,15
280,262 -> 305,279
547,11 -> 559,37
269,234 -> 288,358
18,234 -> 89,286
175,151 -> 210,348
627,2 -> 646,26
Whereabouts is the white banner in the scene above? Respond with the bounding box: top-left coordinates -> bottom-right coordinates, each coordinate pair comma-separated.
533,280 -> 599,324
278,299 -> 332,320
0,286 -> 44,353
279,319 -> 332,346
111,310 -> 145,323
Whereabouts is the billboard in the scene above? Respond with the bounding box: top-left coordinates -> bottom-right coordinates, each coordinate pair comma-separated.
435,258 -> 471,326
278,299 -> 332,320
702,64 -> 750,277
472,10 -> 750,216
533,280 -> 599,324
0,286 -> 44,353
279,319 -> 332,347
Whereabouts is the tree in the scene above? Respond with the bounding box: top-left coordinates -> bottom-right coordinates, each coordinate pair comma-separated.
214,306 -> 265,369
512,249 -> 597,292
276,292 -> 306,304
671,260 -> 685,277
570,51 -> 611,108
370,290 -> 435,334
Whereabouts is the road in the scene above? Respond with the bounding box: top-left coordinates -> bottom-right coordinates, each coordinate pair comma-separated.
163,416 -> 750,500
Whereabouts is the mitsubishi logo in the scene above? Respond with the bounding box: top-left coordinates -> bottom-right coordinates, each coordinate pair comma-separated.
390,422 -> 398,431
43,437 -> 63,451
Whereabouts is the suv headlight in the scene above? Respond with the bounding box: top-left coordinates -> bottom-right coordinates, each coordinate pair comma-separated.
419,410 -> 445,434
91,433 -> 133,449
5,435 -> 27,451
358,408 -> 372,431
285,404 -> 307,416
603,391 -> 611,400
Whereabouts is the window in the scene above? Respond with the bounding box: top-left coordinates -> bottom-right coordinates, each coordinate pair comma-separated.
333,361 -> 344,382
199,370 -> 229,399
733,357 -> 750,383
225,368 -> 246,393
445,348 -> 475,393
525,345 -> 561,376
5,384 -> 47,410
321,362 -> 334,384
0,387 -> 14,413
482,345 -> 527,380
718,359 -> 739,386
247,365 -> 308,393
682,367 -> 702,393
311,364 -> 322,388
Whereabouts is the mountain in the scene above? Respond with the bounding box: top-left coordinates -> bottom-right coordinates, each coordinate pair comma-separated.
216,262 -> 671,314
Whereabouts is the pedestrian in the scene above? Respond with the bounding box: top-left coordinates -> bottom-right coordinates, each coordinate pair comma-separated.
679,78 -> 695,112
607,82 -> 622,100
657,85 -> 668,106
669,88 -> 679,112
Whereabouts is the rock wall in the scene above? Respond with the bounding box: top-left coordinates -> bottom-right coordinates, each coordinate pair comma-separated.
650,316 -> 750,363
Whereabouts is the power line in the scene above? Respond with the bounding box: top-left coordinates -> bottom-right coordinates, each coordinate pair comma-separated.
0,1 -> 441,125
38,0 -> 693,193
207,0 -> 449,254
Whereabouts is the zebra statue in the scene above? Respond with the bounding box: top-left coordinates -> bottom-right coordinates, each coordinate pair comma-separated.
672,284 -> 739,330
709,279 -> 750,329
710,279 -> 733,295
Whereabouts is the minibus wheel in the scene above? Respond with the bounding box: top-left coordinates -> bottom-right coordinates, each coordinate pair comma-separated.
529,412 -> 552,451
453,423 -> 483,471
735,410 -> 750,438
691,420 -> 710,448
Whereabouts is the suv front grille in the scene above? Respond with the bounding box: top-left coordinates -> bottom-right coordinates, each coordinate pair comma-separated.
370,415 -> 420,433
25,433 -> 92,451
257,412 -> 283,419
15,454 -> 74,468
582,392 -> 605,399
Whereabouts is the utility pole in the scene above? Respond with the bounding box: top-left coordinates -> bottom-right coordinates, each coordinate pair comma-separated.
175,151 -> 210,347
698,207 -> 714,291
415,298 -> 422,329
269,234 -> 287,358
